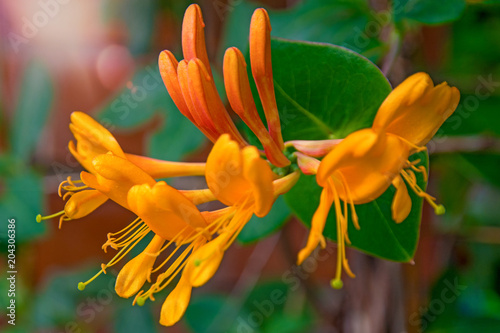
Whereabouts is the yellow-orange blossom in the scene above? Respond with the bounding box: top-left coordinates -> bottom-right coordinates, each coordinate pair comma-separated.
35,2 -> 462,328
296,72 -> 460,288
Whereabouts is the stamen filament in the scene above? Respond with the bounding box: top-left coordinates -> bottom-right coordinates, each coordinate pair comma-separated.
36,211 -> 64,223
400,169 -> 445,215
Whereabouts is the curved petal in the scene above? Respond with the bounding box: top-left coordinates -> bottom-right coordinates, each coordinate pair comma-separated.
206,134 -> 248,206
184,234 -> 228,287
69,112 -> 125,173
127,182 -> 205,240
391,175 -> 412,223
318,129 -> 410,204
160,273 -> 192,326
64,189 -> 108,219
373,73 -> 460,146
115,235 -> 165,298
242,146 -> 275,217
81,154 -> 155,209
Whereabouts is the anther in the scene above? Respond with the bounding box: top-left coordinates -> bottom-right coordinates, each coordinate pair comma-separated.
330,279 -> 343,289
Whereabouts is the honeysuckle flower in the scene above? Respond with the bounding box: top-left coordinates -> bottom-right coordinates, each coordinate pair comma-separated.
159,5 -> 290,167
36,112 -> 207,227
297,73 -> 459,288
59,131 -> 298,327
129,134 -> 299,326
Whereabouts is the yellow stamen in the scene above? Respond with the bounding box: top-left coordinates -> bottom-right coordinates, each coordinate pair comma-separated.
79,226 -> 151,291
338,173 -> 360,230
36,210 -> 64,223
400,169 -> 445,215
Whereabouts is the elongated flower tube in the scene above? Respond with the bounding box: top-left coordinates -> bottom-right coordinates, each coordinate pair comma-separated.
250,8 -> 284,150
159,5 -> 291,168
223,47 -> 289,167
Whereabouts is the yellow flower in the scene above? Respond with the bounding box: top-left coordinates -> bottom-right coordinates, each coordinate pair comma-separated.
37,111 -> 207,227
373,72 -> 460,148
297,73 -> 460,288
132,134 -> 299,326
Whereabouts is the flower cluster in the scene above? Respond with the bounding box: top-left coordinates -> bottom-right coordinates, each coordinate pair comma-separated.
37,4 -> 459,327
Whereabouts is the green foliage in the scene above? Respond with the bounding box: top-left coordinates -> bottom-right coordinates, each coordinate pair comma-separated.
30,268 -> 159,332
238,196 -> 291,244
440,95 -> 500,137
0,62 -> 53,243
393,0 -> 467,25
261,38 -> 391,141
0,171 -> 46,243
97,63 -> 206,162
184,281 -> 315,333
10,62 -> 53,162
220,0 -> 383,62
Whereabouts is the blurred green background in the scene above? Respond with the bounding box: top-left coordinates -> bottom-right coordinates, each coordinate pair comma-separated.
1,0 -> 500,332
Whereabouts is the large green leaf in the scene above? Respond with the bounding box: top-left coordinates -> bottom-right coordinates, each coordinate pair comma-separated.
258,38 -> 424,261
255,38 -> 391,142
393,0 -> 466,25
10,62 -> 53,162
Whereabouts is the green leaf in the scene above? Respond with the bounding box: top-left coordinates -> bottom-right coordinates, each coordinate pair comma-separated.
238,196 -> 291,244
393,0 -> 466,25
10,62 -> 53,162
285,152 -> 427,262
257,38 -> 391,142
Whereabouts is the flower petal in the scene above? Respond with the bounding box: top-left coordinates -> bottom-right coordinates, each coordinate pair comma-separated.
64,190 -> 108,219
391,175 -> 412,223
160,273 -> 192,327
127,181 -> 206,240
205,134 -> 248,206
185,234 -> 227,287
373,73 -> 460,147
242,145 -> 275,217
69,112 -> 125,173
115,235 -> 165,298
297,185 -> 332,265
317,129 -> 410,204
